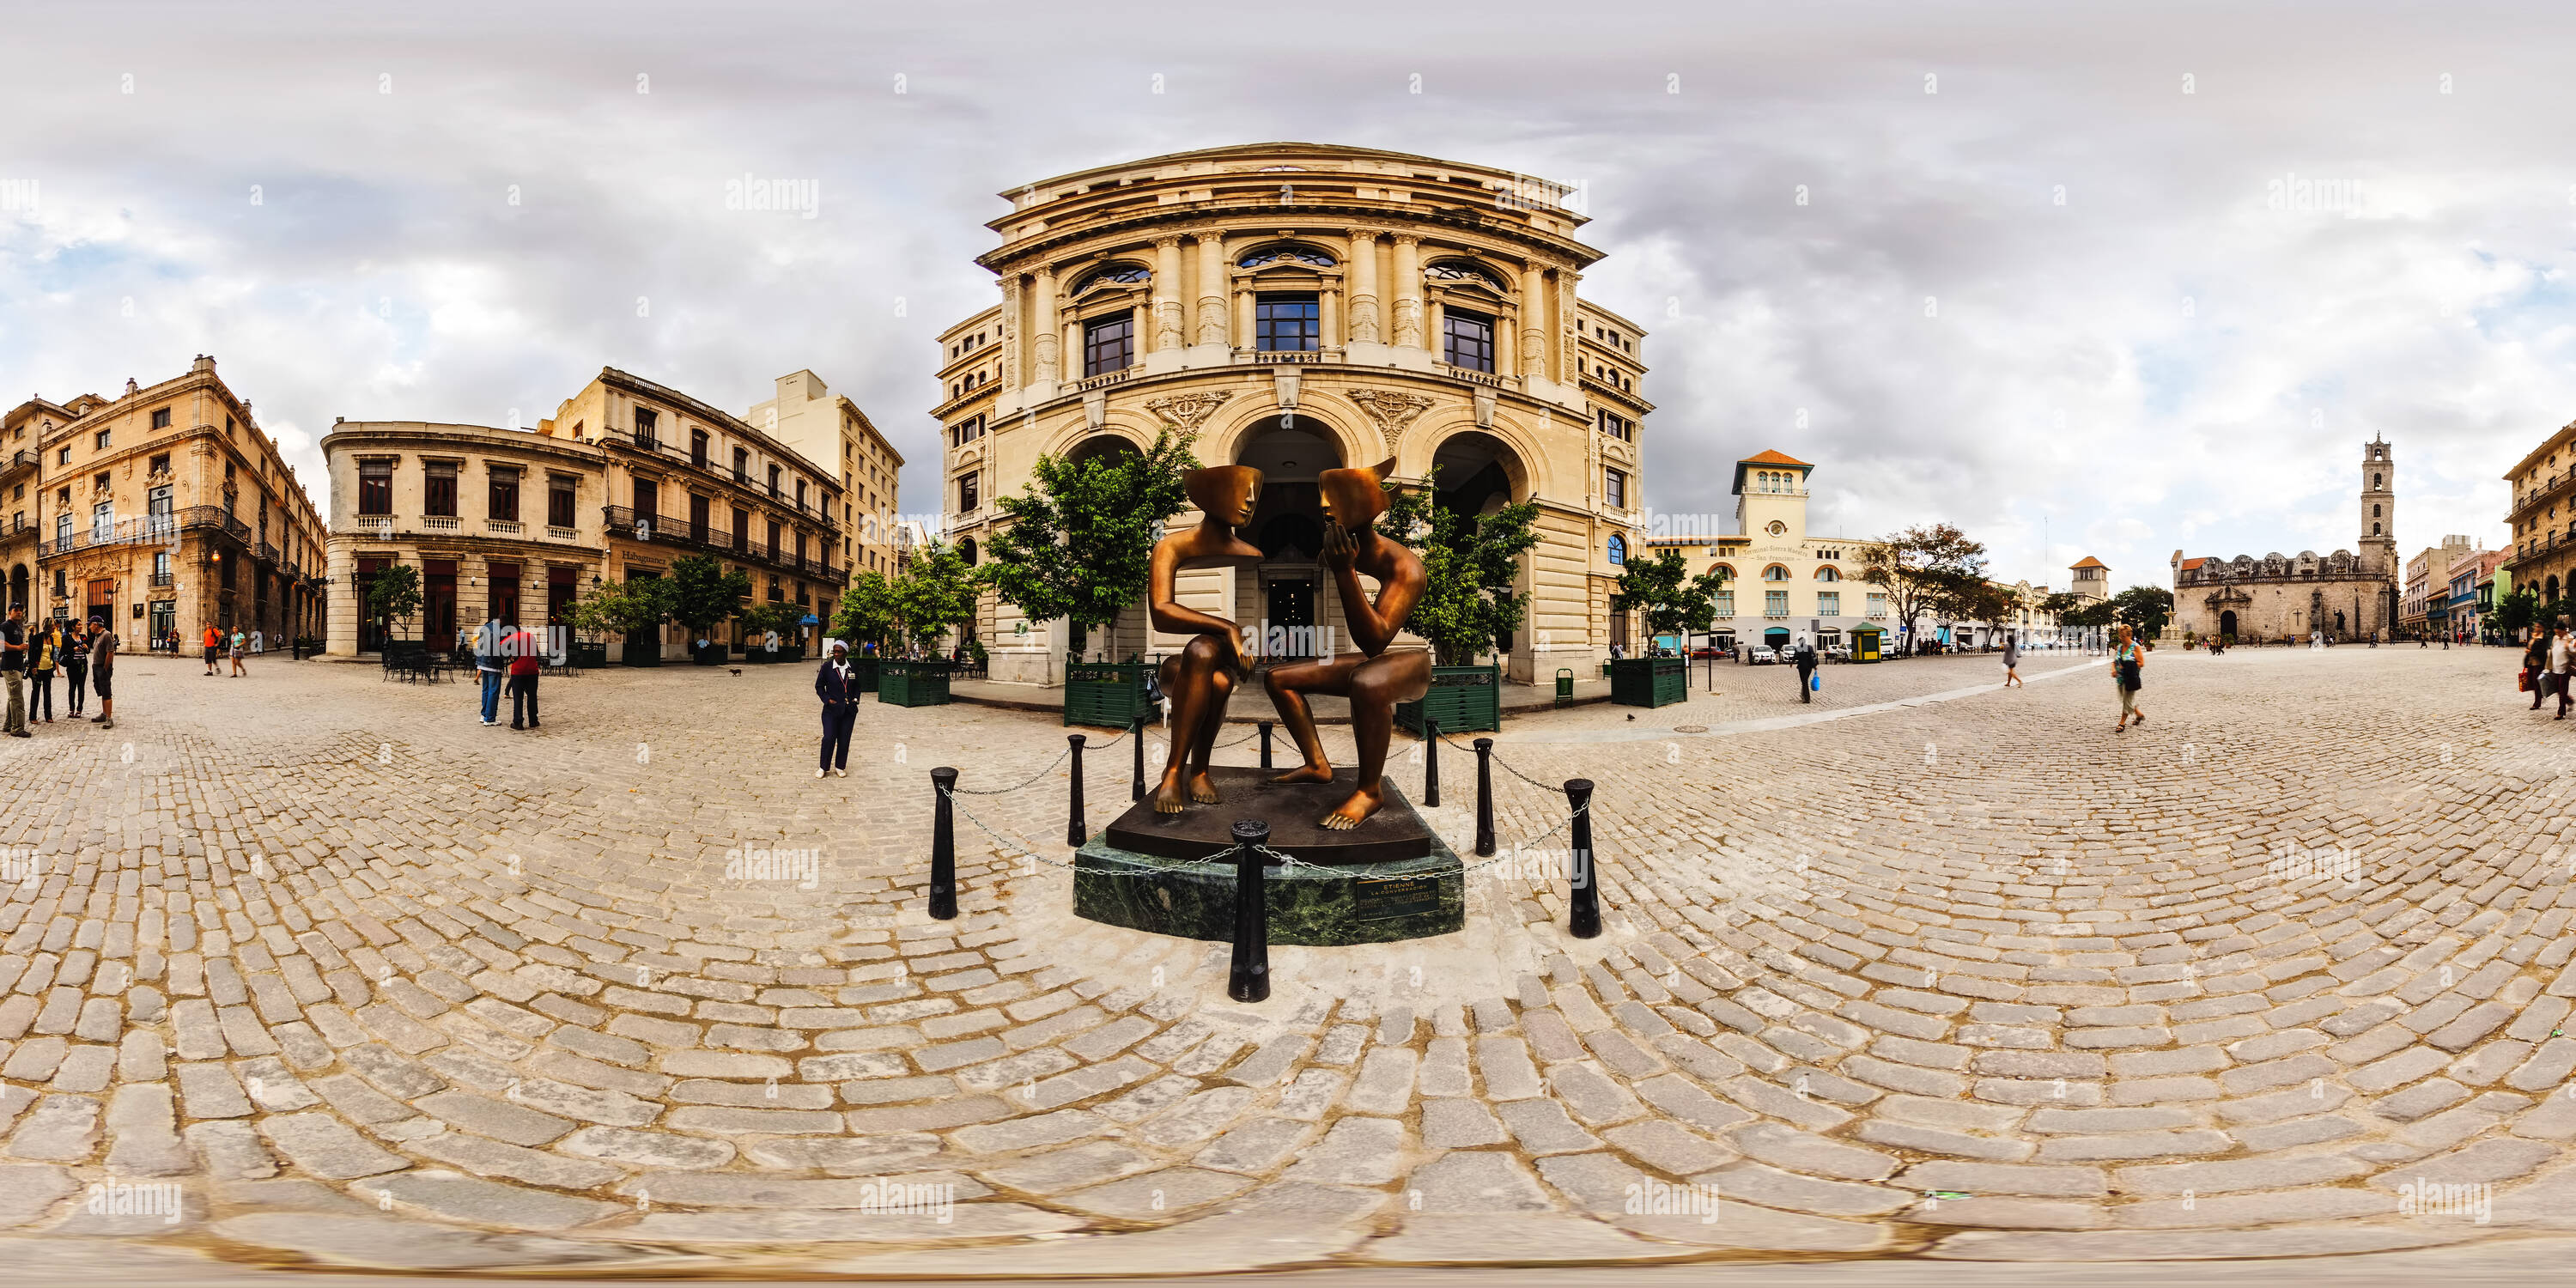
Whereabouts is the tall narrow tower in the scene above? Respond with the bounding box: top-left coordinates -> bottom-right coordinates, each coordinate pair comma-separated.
2360,435 -> 2396,578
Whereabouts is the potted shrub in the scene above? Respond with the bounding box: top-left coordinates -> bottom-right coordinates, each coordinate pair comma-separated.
1606,548 -> 1720,710
1377,468 -> 1540,732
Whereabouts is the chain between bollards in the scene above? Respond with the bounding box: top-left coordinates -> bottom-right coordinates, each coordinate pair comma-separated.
1565,777 -> 1598,938
1423,719 -> 1440,808
1473,738 -> 1496,857
1066,734 -> 1087,848
1228,818 -> 1272,1003
929,767 -> 959,920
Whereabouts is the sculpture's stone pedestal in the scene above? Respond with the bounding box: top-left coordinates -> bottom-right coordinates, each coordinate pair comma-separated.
1105,767 -> 1434,865
1072,769 -> 1464,945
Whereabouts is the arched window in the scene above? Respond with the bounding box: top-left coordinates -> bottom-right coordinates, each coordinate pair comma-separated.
2372,504 -> 2381,517
2373,472 -> 2383,488
1425,259 -> 1504,290
1815,566 -> 1840,581
959,538 -> 978,566
1607,534 -> 1626,565
1762,564 -> 1789,581
2372,522 -> 2382,535
1071,264 -> 1150,294
1236,245 -> 1334,269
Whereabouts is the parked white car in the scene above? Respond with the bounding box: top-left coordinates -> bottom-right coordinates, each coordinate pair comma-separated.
1747,645 -> 1779,664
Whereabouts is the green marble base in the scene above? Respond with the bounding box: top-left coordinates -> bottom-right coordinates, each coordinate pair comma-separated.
1072,819 -> 1467,946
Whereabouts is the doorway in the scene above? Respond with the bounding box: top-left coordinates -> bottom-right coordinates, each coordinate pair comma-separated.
1265,577 -> 1317,660
2219,609 -> 2239,640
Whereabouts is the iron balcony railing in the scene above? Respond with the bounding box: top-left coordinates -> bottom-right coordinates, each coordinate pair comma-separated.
600,505 -> 845,583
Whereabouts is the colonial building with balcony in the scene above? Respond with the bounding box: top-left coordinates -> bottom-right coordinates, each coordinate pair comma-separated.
746,370 -> 905,580
10,356 -> 326,647
938,142 -> 1653,686
322,368 -> 848,659
1643,451 -> 1890,653
2503,418 -> 2576,617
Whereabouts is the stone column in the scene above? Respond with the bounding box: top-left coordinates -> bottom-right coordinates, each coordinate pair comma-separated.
1153,237 -> 1184,352
1031,266 -> 1060,385
1390,235 -> 1422,348
1195,235 -> 1228,345
1234,289 -> 1254,350
1426,299 -> 1444,361
1519,261 -> 1549,380
1320,284 -> 1341,349
1346,228 -> 1380,343
999,277 -> 1021,386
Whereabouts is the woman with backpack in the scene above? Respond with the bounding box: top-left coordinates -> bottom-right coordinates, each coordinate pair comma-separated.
2112,623 -> 2146,731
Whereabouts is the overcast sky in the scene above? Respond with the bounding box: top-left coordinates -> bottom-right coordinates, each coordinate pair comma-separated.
7,0 -> 2570,592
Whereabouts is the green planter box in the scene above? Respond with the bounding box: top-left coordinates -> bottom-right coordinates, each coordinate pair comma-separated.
1397,663 -> 1502,734
623,646 -> 662,667
1066,659 -> 1155,728
693,643 -> 726,665
780,645 -> 806,663
571,641 -> 609,670
1610,656 -> 1687,708
880,659 -> 953,708
851,657 -> 878,694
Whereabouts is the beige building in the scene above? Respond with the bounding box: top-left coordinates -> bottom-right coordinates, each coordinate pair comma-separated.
2503,419 -> 2576,615
2172,436 -> 2400,643
1643,451 -> 1889,653
2402,535 -> 2475,639
937,142 -> 1655,686
746,370 -> 905,579
322,368 -> 848,660
7,356 -> 327,647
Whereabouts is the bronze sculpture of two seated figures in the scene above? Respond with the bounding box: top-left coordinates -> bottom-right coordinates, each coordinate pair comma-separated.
1146,458 -> 1431,831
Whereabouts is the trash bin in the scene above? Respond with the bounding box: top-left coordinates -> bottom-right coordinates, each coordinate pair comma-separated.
1555,667 -> 1574,704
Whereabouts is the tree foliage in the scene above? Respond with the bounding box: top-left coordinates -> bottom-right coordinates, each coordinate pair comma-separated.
1610,548 -> 1729,644
2499,586 -> 2539,641
1858,523 -> 1986,653
893,539 -> 980,650
2109,585 -> 2174,640
981,429 -> 1198,656
829,569 -> 898,647
566,577 -> 669,641
1378,471 -> 1540,666
665,554 -> 752,635
365,563 -> 424,635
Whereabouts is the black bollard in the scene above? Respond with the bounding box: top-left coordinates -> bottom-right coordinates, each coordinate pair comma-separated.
929,767 -> 959,920
1258,720 -> 1274,770
1131,714 -> 1145,802
1423,720 -> 1440,808
1565,778 -> 1600,939
1473,738 -> 1496,857
1066,735 -> 1087,848
1228,820 -> 1271,1003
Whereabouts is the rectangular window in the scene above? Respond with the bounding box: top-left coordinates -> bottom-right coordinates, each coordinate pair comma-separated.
795,478 -> 807,510
149,453 -> 169,475
358,461 -> 393,515
1084,315 -> 1133,376
489,561 -> 521,625
950,415 -> 983,448
634,407 -> 659,449
1596,408 -> 1633,440
690,428 -> 709,470
1255,294 -> 1321,351
768,464 -> 781,497
767,519 -> 781,560
732,446 -> 750,483
634,478 -> 659,521
959,470 -> 980,512
1867,592 -> 1886,617
150,408 -> 171,429
732,506 -> 750,553
1714,592 -> 1735,618
1818,591 -> 1841,617
1603,467 -> 1626,509
1443,309 -> 1495,372
1765,589 -> 1789,617
488,469 -> 519,522
547,477 -> 576,528
423,463 -> 458,517
95,429 -> 111,450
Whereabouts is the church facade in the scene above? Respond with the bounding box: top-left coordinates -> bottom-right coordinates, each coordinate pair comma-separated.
2169,436 -> 2402,643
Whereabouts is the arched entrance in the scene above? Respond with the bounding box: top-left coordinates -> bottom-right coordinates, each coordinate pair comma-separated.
6,563 -> 26,614
1421,430 -> 1535,676
2219,609 -> 2238,640
1236,416 -> 1346,665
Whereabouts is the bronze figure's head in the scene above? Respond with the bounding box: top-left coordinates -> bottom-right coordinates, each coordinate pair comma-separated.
1317,456 -> 1398,532
1185,465 -> 1264,529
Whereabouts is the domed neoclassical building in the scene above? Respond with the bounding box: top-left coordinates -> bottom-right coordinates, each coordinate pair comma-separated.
935,143 -> 1654,686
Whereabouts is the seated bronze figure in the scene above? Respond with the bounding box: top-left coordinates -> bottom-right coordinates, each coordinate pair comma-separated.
1145,465 -> 1265,815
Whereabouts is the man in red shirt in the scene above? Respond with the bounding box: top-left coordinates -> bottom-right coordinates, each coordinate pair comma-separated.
507,623 -> 543,729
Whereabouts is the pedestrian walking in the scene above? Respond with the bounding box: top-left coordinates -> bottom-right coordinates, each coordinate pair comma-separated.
1,605 -> 27,738
229,629 -> 247,677
473,618 -> 505,726
2002,632 -> 2024,687
2112,623 -> 2147,731
507,622 -> 543,729
88,617 -> 117,729
201,623 -> 222,676
816,638 -> 858,778
2524,631 -> 2552,710
2553,622 -> 2574,721
27,618 -> 58,724
61,619 -> 89,717
1793,634 -> 1819,704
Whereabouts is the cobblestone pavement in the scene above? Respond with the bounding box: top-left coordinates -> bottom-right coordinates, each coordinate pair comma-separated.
0,644 -> 2572,1277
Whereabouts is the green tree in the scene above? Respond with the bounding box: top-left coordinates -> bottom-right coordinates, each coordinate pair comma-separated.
566,577 -> 668,643
2109,585 -> 2174,640
1956,580 -> 2020,646
1859,523 -> 1986,654
829,569 -> 898,648
666,554 -> 752,643
980,429 -> 1197,659
893,539 -> 980,653
365,563 -> 424,639
1610,548 -> 1729,646
738,598 -> 799,651
2499,586 -> 2539,641
1378,473 -> 1541,665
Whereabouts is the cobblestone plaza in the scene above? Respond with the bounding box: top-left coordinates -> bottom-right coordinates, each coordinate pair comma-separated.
0,646 -> 2572,1279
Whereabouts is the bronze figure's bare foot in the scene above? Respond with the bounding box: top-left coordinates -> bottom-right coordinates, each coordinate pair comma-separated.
1151,771 -> 1192,815
1272,762 -> 1334,786
1321,783 -> 1386,829
1188,770 -> 1221,805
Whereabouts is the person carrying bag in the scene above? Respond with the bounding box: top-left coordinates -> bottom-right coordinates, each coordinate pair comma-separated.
2112,624 -> 2147,731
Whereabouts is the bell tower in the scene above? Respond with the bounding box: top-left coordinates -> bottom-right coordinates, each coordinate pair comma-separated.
2360,434 -> 2395,578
